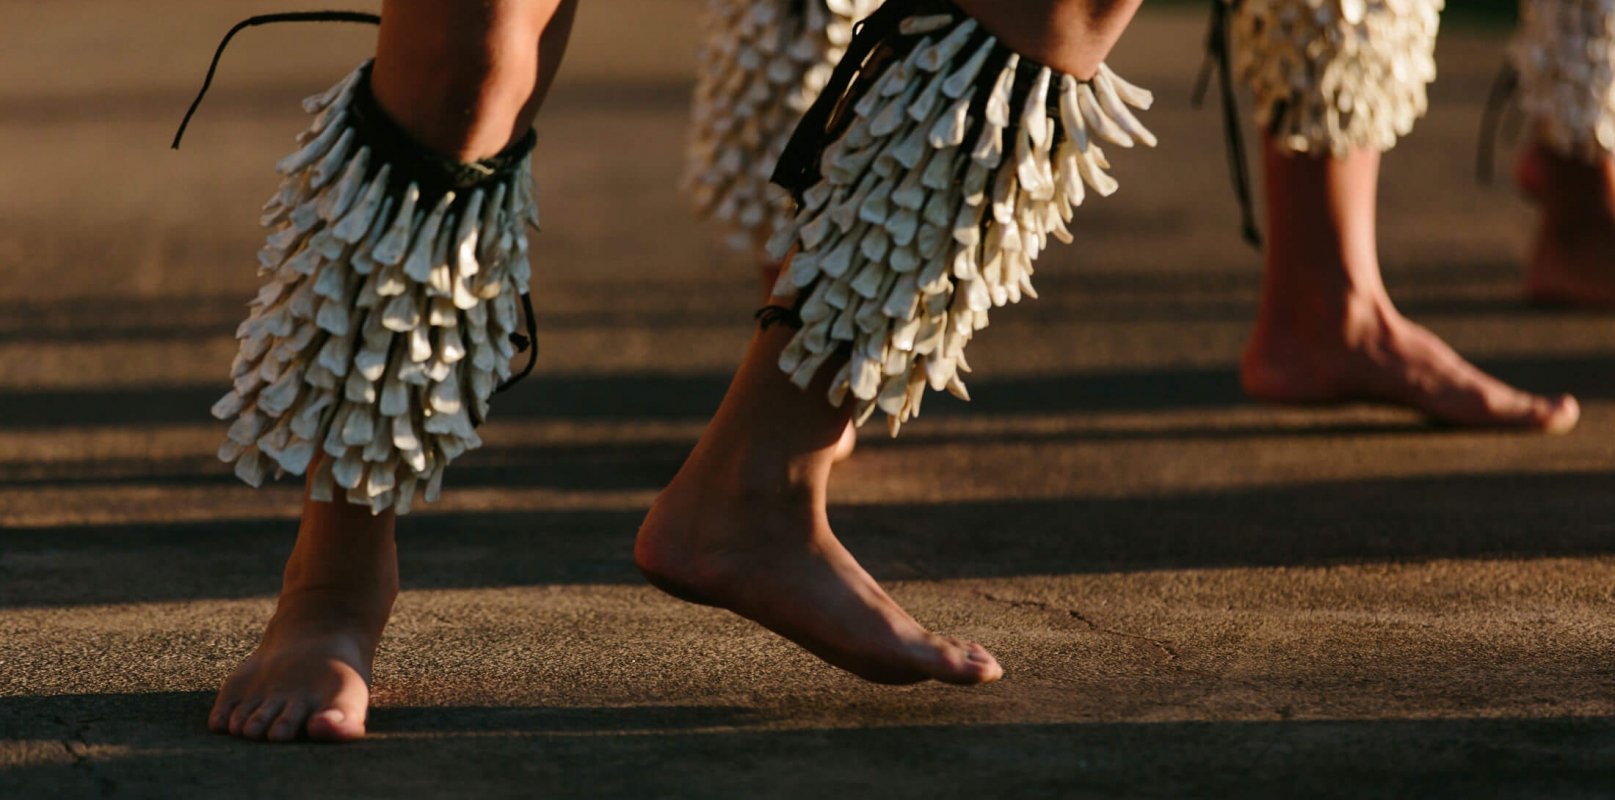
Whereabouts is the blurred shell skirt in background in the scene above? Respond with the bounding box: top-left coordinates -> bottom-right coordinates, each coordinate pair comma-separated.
686,0 -> 883,250
1229,0 -> 1615,162
1229,0 -> 1444,156
1511,0 -> 1615,161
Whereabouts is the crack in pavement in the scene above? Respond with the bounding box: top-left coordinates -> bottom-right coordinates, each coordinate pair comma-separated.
977,591 -> 1180,663
51,714 -> 117,797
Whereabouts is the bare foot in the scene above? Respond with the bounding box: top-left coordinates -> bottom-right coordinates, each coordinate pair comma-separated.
1517,144 -> 1615,308
636,477 -> 1001,685
1242,293 -> 1579,432
210,477 -> 398,743
209,593 -> 388,742
673,269 -> 998,685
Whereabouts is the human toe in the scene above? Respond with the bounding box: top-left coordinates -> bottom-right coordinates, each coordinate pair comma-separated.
266,699 -> 310,743
240,697 -> 287,740
306,707 -> 366,742
1535,393 -> 1580,434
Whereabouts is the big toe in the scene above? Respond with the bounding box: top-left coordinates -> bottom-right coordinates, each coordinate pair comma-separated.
306,704 -> 367,742
1480,386 -> 1580,433
1533,393 -> 1580,434
208,696 -> 240,734
927,638 -> 1004,686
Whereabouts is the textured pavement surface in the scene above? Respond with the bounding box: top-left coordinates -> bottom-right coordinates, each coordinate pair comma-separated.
3,3 -> 1614,798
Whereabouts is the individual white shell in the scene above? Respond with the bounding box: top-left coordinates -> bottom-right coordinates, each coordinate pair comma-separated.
684,0 -> 883,252
767,11 -> 1155,434
1231,0 -> 1444,155
1510,0 -> 1615,161
212,62 -> 541,515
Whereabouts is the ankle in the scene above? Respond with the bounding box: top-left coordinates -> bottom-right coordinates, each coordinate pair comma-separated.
276,578 -> 396,615
1255,277 -> 1394,337
1524,143 -> 1615,220
681,442 -> 828,506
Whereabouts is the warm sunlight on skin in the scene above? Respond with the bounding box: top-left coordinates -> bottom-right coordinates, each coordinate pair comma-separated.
950,0 -> 1142,77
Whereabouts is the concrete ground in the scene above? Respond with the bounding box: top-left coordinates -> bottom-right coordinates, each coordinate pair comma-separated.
3,3 -> 1614,798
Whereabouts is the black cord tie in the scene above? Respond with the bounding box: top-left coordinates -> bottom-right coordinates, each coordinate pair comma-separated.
171,11 -> 382,150
771,0 -> 918,200
1476,62 -> 1521,185
1192,0 -> 1263,250
497,293 -> 540,394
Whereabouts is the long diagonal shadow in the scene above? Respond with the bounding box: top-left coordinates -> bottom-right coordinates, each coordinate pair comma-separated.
4,470 -> 1613,608
2,693 -> 1613,798
4,350 -> 1611,431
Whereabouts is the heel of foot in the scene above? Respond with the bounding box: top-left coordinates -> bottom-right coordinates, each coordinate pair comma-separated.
636,562 -> 723,608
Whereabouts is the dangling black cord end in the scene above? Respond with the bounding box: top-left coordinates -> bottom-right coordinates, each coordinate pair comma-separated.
1476,62 -> 1520,186
172,10 -> 382,150
1182,3 -> 1214,109
496,293 -> 540,394
1190,0 -> 1223,110
1194,0 -> 1263,250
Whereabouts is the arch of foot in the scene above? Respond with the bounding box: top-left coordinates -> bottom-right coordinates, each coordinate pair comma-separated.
765,8 -> 1157,436
686,0 -> 884,250
1511,0 -> 1615,163
1230,0 -> 1444,155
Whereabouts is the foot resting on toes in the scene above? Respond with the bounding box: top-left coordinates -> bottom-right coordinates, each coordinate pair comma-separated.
637,478 -> 1002,686
636,321 -> 1001,686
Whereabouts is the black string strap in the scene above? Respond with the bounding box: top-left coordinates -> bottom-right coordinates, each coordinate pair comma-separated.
173,10 -> 542,401
498,293 -> 540,393
171,11 -> 381,150
1192,0 -> 1263,249
771,0 -> 919,200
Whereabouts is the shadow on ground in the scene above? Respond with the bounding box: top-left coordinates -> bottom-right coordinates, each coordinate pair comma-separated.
4,469 -> 1613,608
2,692 -> 1612,799
6,348 -> 1613,434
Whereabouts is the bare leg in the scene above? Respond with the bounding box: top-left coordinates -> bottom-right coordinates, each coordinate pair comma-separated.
637,311 -> 1001,684
371,0 -> 576,162
1241,137 -> 1580,432
951,0 -> 1141,78
757,253 -> 856,462
639,0 -> 1151,687
1518,143 -> 1615,308
210,0 -> 577,743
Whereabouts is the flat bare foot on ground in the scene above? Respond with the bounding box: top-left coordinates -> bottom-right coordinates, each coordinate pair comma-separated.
209,593 -> 389,742
1241,292 -> 1580,432
636,479 -> 1002,685
210,485 -> 399,743
1517,144 -> 1615,308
